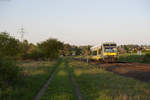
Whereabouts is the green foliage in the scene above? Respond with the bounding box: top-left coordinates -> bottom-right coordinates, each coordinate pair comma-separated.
38,38 -> 64,60
63,44 -> 72,56
61,44 -> 82,56
118,53 -> 150,64
0,32 -> 65,60
73,46 -> 82,55
69,60 -> 150,100
0,32 -> 21,57
19,40 -> 30,58
21,43 -> 45,60
118,55 -> 144,63
0,57 -> 21,99
10,61 -> 57,100
81,45 -> 91,55
25,49 -> 45,60
1,60 -> 57,100
142,53 -> 150,63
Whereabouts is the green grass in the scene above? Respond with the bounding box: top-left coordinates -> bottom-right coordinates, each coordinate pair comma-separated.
118,55 -> 144,63
5,60 -> 58,100
118,53 -> 150,64
4,58 -> 150,100
40,60 -> 76,100
69,60 -> 150,100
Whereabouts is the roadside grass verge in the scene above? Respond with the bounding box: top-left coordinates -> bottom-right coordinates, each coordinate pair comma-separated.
6,60 -> 59,100
69,60 -> 150,100
40,60 -> 76,100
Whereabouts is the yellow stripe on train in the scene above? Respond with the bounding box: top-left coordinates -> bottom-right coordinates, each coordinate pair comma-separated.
103,53 -> 117,56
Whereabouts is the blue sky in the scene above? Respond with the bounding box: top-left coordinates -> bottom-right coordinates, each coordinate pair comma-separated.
0,0 -> 150,45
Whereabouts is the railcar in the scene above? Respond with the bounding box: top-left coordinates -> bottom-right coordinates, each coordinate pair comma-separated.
90,42 -> 117,62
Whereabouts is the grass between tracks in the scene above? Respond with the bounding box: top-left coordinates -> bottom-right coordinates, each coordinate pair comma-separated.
40,60 -> 76,100
6,60 -> 58,100
69,60 -> 150,100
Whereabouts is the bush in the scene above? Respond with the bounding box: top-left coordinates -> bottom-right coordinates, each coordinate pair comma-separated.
118,53 -> 150,64
38,38 -> 64,60
0,57 -> 21,99
0,32 -> 21,57
24,49 -> 45,60
118,55 -> 144,63
142,53 -> 150,63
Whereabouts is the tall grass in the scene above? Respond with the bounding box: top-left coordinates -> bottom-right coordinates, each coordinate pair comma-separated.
4,60 -> 57,100
69,60 -> 150,100
0,57 -> 21,100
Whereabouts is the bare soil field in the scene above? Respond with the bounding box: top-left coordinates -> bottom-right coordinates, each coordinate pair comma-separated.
95,62 -> 150,83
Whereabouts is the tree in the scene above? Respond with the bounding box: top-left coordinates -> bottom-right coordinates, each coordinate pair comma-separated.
0,32 -> 21,57
38,38 -> 64,60
19,40 -> 30,59
69,46 -> 81,56
63,44 -> 72,56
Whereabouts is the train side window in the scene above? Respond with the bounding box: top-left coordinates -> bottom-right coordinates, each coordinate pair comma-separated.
99,49 -> 101,55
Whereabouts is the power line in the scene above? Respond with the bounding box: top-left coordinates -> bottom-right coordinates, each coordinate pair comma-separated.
18,26 -> 25,42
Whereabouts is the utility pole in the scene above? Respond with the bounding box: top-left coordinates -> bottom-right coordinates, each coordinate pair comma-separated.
18,26 -> 25,42
87,45 -> 89,65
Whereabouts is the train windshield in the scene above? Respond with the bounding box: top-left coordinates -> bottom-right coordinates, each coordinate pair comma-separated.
104,47 -> 116,52
103,44 -> 116,46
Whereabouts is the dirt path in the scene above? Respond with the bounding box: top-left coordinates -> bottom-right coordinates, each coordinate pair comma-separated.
33,64 -> 59,100
65,60 -> 83,100
70,72 -> 83,100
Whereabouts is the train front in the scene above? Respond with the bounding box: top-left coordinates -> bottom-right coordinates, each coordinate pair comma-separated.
102,43 -> 117,62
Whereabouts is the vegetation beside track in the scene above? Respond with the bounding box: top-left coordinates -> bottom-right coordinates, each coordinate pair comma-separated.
118,53 -> 150,64
72,52 -> 150,64
1,60 -> 58,100
69,60 -> 150,100
2,58 -> 150,100
40,60 -> 76,100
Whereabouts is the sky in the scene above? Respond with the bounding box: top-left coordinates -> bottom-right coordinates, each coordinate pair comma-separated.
0,0 -> 150,46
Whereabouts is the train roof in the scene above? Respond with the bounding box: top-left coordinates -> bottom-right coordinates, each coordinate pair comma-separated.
90,45 -> 101,51
102,42 -> 116,45
90,42 -> 117,51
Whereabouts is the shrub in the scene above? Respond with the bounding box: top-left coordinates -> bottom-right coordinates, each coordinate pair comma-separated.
142,53 -> 150,63
0,57 -> 21,99
38,38 -> 64,60
0,32 -> 21,57
24,49 -> 45,60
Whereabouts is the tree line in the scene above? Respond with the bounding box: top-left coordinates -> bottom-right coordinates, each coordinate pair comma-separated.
0,32 -> 91,60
